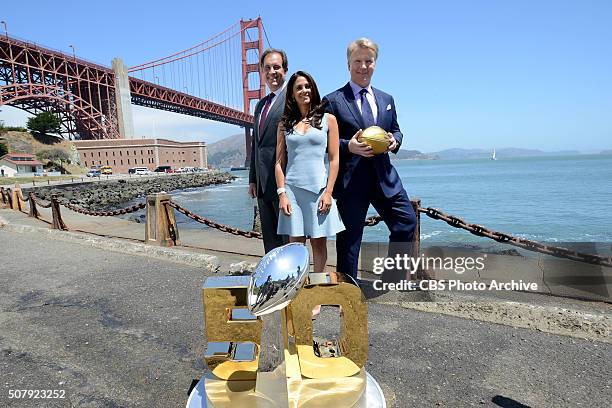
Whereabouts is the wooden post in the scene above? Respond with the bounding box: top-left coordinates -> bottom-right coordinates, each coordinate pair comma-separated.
4,188 -> 12,209
50,195 -> 67,230
410,198 -> 423,279
28,192 -> 39,218
145,193 -> 179,246
11,184 -> 24,212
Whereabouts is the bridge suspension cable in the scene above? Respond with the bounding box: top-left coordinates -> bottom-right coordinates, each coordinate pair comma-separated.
127,21 -> 253,111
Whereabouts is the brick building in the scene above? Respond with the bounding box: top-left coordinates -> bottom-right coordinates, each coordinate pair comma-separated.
73,139 -> 207,173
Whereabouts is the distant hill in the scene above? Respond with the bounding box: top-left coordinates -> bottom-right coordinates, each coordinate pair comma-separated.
600,149 -> 612,155
205,133 -> 585,166
207,133 -> 246,168
392,149 -> 438,160
431,148 -> 581,160
206,134 -> 440,166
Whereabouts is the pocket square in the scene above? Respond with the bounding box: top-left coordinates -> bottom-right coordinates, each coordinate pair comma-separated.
386,104 -> 392,111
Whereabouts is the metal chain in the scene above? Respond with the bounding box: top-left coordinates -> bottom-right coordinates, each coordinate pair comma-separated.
33,197 -> 52,208
168,200 -> 263,239
10,190 -> 609,267
418,207 -> 612,267
60,201 -> 146,217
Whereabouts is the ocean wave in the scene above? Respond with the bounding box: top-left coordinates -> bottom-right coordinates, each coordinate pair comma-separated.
420,230 -> 443,240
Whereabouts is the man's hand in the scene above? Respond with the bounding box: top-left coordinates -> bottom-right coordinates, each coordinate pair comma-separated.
348,130 -> 374,157
248,183 -> 257,198
386,132 -> 398,153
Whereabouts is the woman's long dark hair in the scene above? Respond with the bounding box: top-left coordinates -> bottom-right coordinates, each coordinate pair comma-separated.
281,71 -> 324,133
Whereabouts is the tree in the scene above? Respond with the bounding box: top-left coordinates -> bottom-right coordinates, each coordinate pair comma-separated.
0,142 -> 7,157
36,148 -> 70,164
26,111 -> 61,136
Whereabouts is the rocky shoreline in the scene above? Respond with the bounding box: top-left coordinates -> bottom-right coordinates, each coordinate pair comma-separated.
26,172 -> 236,210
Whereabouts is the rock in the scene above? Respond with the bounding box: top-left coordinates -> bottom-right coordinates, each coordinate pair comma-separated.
27,172 -> 235,212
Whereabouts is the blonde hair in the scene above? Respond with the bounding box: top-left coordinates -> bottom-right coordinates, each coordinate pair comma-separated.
346,38 -> 379,63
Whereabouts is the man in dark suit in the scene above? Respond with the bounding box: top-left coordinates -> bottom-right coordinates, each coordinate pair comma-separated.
323,38 -> 417,281
249,48 -> 289,253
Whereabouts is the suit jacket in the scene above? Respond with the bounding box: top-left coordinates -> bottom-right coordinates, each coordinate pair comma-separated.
249,87 -> 287,201
323,83 -> 404,199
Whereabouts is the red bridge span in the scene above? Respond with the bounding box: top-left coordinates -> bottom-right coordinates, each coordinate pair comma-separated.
0,18 -> 267,162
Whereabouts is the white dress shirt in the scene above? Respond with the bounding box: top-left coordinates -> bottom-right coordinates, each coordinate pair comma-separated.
266,80 -> 288,111
349,81 -> 378,123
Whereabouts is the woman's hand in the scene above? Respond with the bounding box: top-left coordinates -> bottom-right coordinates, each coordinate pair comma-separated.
279,193 -> 292,216
318,191 -> 332,214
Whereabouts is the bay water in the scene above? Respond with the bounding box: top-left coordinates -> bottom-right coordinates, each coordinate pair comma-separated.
170,154 -> 612,248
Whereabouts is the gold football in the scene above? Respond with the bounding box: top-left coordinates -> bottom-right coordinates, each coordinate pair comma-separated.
360,126 -> 389,155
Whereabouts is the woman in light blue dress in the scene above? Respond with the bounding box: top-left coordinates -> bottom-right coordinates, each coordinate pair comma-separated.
275,71 -> 345,273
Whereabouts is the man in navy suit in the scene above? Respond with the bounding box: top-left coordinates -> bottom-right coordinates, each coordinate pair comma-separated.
323,38 -> 417,282
249,49 -> 289,253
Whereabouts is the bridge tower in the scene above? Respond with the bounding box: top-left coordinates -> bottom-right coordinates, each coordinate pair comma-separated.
112,58 -> 135,139
240,17 -> 265,167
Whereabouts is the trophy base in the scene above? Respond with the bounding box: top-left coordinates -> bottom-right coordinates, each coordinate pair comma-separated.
186,371 -> 386,408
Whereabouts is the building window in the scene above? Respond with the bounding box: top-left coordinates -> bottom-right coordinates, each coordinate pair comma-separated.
134,150 -> 136,155
106,160 -> 109,165
121,160 -> 123,165
119,151 -> 122,156
141,150 -> 143,155
113,151 -> 115,157
98,152 -> 101,157
113,160 -> 116,165
127,159 -> 130,164
126,150 -> 129,156
84,161 -> 87,167
141,158 -> 144,164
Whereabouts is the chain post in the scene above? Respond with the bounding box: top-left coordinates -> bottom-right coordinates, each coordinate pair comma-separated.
11,184 -> 24,212
5,188 -> 13,208
50,195 -> 67,230
410,199 -> 423,279
145,193 -> 180,246
28,192 -> 39,218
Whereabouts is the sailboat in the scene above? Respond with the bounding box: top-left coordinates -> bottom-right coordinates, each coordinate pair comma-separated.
490,148 -> 497,160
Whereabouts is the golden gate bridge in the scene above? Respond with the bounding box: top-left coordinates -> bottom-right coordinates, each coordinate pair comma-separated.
0,18 -> 268,164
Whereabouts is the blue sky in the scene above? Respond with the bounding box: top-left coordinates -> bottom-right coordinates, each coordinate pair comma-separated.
1,0 -> 611,152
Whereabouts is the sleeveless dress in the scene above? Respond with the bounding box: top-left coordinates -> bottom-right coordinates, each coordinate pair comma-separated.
277,114 -> 345,238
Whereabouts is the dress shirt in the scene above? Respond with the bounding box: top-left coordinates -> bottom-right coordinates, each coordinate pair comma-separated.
349,81 -> 378,123
266,80 -> 287,111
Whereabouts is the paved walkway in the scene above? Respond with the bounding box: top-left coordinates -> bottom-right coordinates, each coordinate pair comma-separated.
1,228 -> 610,407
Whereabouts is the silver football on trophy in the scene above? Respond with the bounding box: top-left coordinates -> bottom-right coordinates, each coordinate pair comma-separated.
248,243 -> 310,316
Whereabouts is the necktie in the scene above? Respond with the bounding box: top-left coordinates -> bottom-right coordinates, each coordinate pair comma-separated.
359,88 -> 375,128
258,92 -> 275,138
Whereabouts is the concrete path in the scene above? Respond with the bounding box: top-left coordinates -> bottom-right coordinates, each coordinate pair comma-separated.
1,229 -> 610,407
